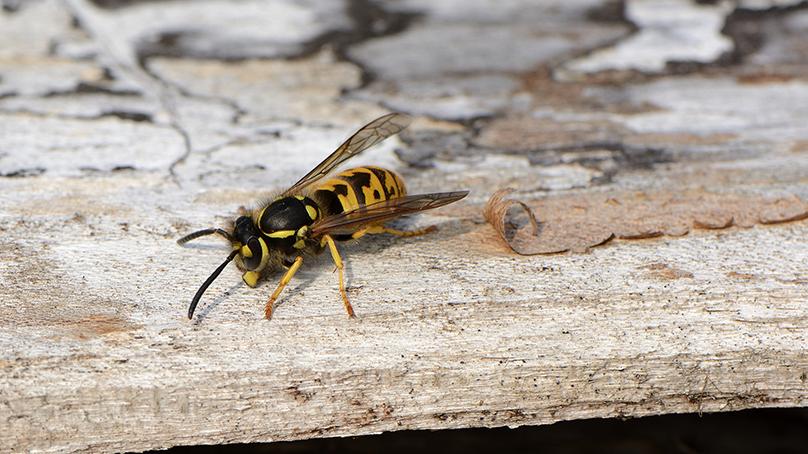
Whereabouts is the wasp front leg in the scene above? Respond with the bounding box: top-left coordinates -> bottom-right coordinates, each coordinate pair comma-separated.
264,256 -> 304,319
320,234 -> 355,318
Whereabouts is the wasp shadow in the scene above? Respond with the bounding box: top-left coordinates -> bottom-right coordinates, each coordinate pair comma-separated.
189,281 -> 244,324
188,266 -> 325,323
338,217 -> 473,257
264,265 -> 322,316
184,218 -> 473,322
176,242 -> 230,252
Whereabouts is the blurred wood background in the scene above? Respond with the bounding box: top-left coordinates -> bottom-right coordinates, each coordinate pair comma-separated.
1,0 -> 806,451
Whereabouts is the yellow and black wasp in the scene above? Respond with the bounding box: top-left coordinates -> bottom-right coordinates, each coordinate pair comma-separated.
178,113 -> 469,320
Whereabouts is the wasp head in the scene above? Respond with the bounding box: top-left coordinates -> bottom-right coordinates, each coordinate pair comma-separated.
232,215 -> 270,274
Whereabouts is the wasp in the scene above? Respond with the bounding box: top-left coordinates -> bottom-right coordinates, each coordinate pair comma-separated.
178,113 -> 469,320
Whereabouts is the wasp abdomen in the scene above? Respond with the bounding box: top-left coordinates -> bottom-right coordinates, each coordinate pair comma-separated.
313,166 -> 406,217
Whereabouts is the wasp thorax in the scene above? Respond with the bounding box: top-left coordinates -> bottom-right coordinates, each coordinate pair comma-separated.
256,196 -> 319,252
258,197 -> 318,234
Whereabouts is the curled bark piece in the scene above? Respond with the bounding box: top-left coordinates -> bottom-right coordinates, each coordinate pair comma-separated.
484,188 -> 539,233
483,188 -> 539,248
484,188 -> 567,255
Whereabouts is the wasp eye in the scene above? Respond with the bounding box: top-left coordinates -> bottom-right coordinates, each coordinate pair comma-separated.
241,237 -> 264,271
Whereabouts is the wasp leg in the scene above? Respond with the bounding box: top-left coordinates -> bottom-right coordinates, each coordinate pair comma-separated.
320,234 -> 355,318
265,256 -> 303,320
351,224 -> 437,240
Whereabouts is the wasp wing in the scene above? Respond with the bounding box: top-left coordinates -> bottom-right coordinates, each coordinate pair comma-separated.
310,191 -> 469,236
282,113 -> 412,196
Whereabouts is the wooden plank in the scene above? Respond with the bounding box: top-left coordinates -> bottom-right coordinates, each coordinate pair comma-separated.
1,0 -> 807,452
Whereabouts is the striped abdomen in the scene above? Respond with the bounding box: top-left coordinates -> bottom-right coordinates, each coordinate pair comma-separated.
312,166 -> 406,218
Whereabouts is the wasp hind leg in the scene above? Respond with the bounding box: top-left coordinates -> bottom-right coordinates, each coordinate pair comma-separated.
321,234 -> 356,318
265,256 -> 304,320
351,224 -> 437,240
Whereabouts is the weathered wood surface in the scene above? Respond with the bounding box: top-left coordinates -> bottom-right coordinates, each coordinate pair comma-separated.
1,0 -> 807,452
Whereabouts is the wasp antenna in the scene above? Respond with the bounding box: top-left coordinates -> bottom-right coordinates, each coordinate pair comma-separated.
177,228 -> 232,245
188,249 -> 239,320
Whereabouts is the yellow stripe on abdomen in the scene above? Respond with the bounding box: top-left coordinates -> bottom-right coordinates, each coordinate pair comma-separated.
362,166 -> 406,199
313,166 -> 407,216
316,177 -> 361,214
